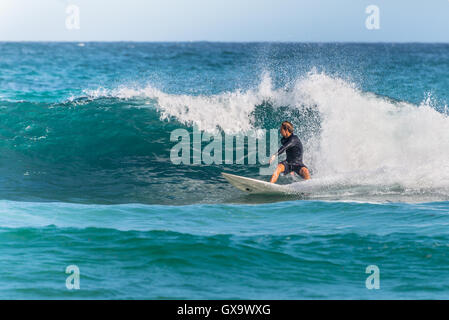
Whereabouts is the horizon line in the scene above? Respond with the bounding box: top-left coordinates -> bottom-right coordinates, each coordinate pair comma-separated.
1,40 -> 449,44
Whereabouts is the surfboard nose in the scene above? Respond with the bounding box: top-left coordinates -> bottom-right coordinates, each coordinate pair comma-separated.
222,172 -> 290,195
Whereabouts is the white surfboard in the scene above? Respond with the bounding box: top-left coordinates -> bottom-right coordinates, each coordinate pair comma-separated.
222,172 -> 292,195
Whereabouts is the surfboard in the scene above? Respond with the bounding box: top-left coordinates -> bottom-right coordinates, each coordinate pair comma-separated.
222,172 -> 292,195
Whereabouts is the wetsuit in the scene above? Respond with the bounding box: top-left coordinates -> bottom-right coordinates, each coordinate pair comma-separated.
275,134 -> 308,175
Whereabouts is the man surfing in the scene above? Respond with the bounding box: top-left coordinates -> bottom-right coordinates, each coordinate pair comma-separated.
269,121 -> 311,183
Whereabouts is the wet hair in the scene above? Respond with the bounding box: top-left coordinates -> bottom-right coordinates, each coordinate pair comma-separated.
281,121 -> 294,133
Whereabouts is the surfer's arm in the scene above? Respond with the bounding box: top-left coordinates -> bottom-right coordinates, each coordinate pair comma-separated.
269,142 -> 291,164
275,145 -> 288,156
275,139 -> 295,157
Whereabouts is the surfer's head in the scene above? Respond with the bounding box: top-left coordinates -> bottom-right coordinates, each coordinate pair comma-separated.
280,121 -> 293,138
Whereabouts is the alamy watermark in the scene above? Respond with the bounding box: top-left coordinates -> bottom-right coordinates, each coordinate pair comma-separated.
65,4 -> 80,30
66,265 -> 80,290
365,265 -> 380,289
170,127 -> 280,175
365,5 -> 380,30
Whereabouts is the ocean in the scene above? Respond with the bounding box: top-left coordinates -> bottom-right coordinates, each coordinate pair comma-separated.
0,42 -> 448,299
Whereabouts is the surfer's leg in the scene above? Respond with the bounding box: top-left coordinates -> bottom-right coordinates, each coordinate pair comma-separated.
270,164 -> 285,184
299,167 -> 311,180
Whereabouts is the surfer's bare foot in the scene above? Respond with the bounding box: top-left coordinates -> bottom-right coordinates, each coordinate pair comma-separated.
299,167 -> 311,180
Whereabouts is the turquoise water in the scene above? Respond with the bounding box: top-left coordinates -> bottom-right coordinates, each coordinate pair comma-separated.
0,42 -> 448,299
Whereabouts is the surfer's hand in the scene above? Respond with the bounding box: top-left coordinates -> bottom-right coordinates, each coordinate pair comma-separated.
269,155 -> 276,164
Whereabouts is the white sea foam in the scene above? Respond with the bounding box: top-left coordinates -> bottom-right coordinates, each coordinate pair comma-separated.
293,73 -> 449,193
85,74 -> 275,133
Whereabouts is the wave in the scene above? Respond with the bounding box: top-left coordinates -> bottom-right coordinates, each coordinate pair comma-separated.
81,72 -> 449,193
0,71 -> 448,203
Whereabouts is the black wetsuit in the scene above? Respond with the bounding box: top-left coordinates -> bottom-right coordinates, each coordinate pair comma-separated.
276,134 -> 307,175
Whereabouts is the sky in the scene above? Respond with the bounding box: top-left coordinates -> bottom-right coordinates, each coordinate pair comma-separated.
0,0 -> 448,42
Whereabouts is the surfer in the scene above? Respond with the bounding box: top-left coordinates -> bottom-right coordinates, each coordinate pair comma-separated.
269,121 -> 310,183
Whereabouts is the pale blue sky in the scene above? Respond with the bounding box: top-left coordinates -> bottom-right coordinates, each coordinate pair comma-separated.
0,0 -> 448,42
